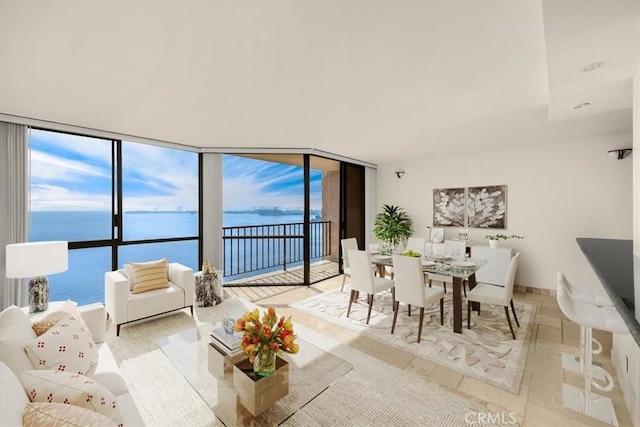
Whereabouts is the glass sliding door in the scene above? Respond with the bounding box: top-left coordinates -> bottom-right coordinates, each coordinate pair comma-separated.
222,153 -> 340,286
222,154 -> 306,284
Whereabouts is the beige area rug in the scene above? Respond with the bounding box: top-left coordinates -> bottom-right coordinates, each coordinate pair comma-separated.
291,287 -> 535,394
106,300 -> 494,426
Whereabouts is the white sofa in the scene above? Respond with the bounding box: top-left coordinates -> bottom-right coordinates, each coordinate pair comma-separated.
105,262 -> 195,336
0,303 -> 144,426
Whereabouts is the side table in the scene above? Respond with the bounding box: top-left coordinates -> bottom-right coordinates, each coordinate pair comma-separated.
195,270 -> 223,307
19,300 -> 77,319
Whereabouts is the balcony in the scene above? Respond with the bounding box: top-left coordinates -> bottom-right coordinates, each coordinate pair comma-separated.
222,221 -> 340,286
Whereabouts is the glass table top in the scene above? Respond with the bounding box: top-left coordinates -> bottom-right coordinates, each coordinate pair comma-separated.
157,321 -> 352,426
371,255 -> 487,279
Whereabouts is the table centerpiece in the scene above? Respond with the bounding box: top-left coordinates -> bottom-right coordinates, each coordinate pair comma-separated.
234,306 -> 299,376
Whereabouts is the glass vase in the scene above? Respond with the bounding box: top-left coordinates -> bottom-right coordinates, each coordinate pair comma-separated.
253,347 -> 277,377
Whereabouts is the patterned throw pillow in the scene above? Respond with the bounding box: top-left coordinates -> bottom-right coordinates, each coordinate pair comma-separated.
125,258 -> 169,294
31,300 -> 92,338
23,402 -> 118,427
24,312 -> 98,375
21,370 -> 123,426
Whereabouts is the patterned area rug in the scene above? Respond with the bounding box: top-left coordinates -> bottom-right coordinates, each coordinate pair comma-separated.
291,287 -> 535,394
107,299 -> 493,426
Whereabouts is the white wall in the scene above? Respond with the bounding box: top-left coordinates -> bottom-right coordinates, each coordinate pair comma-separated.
376,134 -> 633,290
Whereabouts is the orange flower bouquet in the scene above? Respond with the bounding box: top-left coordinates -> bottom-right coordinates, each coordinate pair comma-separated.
234,306 -> 299,376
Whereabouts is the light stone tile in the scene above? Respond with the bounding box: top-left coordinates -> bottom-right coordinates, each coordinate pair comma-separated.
562,322 -> 581,348
539,304 -> 568,320
592,330 -> 613,354
533,338 -> 580,359
430,365 -> 464,389
523,402 -> 608,427
537,325 -> 562,343
527,375 -> 613,426
458,376 -> 529,416
523,352 -> 562,382
534,313 -> 562,328
332,328 -> 362,344
485,403 -> 524,425
523,293 -> 545,303
404,356 -> 437,377
521,371 -> 532,386
347,335 -> 414,369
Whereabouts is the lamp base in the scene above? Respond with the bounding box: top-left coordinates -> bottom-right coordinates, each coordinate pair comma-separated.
29,276 -> 49,313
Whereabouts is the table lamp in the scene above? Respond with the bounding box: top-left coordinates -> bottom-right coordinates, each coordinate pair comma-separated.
5,241 -> 68,313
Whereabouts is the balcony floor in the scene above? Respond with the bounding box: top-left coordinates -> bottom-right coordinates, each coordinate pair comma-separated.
223,259 -> 339,287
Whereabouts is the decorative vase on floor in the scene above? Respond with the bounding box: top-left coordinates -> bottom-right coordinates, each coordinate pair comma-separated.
254,347 -> 277,377
489,240 -> 499,249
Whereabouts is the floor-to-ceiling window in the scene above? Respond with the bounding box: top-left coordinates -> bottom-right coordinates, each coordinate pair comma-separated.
118,141 -> 199,269
28,129 -> 199,305
221,153 -> 339,285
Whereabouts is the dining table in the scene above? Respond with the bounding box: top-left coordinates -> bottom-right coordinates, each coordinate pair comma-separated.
370,253 -> 487,334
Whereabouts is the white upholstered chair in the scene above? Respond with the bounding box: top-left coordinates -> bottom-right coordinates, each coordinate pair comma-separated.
391,254 -> 445,343
406,237 -> 426,253
105,261 -> 195,336
385,236 -> 426,279
428,240 -> 467,294
340,237 -> 359,291
466,252 -> 521,339
347,249 -> 395,324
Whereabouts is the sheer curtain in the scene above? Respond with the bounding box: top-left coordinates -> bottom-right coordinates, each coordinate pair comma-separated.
0,121 -> 29,310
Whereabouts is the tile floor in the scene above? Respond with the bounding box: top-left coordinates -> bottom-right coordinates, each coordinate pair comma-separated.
225,275 -> 635,427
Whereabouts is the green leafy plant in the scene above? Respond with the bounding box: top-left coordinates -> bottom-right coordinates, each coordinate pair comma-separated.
373,204 -> 414,249
485,234 -> 524,241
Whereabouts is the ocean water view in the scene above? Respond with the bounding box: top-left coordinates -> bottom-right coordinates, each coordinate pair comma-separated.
29,211 -> 324,306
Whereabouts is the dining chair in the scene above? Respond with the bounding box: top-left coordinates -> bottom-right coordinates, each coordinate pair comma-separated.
391,254 -> 445,343
347,249 -> 395,324
340,237 -> 359,292
427,240 -> 467,295
406,237 -> 426,254
466,252 -> 521,339
384,236 -> 427,279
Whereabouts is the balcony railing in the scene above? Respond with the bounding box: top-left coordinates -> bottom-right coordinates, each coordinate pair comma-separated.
222,221 -> 332,280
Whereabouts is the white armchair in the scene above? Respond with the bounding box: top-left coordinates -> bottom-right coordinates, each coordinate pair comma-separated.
105,262 -> 195,336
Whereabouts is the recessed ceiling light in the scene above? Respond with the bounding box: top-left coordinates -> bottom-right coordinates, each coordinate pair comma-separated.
573,102 -> 590,109
582,62 -> 605,72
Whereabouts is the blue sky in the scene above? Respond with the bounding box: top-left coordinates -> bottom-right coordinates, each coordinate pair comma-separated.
222,155 -> 323,211
29,129 -> 323,211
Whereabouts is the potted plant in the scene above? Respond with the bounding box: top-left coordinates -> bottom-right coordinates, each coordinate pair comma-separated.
373,204 -> 414,254
485,234 -> 524,248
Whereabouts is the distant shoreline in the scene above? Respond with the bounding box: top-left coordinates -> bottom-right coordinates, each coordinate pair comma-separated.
32,209 -> 321,216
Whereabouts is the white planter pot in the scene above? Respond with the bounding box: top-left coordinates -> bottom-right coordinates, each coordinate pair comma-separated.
489,240 -> 499,249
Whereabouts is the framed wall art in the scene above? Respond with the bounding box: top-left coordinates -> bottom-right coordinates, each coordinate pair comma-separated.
433,187 -> 466,227
427,226 -> 445,243
466,185 -> 507,229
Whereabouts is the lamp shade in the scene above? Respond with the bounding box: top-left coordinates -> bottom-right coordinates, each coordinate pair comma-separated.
6,241 -> 68,278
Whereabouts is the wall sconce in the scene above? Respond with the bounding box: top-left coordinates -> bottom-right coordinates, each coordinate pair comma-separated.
607,148 -> 632,160
395,170 -> 405,179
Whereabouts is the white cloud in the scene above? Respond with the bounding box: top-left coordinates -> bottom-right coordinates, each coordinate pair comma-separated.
30,184 -> 111,211
30,150 -> 110,182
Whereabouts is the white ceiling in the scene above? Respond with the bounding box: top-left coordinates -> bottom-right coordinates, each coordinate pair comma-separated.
0,1 -> 638,165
